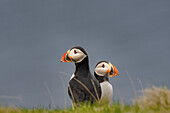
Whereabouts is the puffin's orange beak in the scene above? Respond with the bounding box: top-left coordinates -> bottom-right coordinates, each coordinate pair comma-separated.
61,50 -> 72,62
107,63 -> 119,77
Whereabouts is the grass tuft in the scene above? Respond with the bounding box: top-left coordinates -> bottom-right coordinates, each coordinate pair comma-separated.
135,86 -> 170,110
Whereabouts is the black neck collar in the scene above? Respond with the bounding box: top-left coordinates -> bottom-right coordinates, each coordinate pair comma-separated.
74,56 -> 90,76
94,72 -> 109,83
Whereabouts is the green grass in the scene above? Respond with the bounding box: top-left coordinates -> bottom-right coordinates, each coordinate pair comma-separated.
0,86 -> 170,113
0,102 -> 170,113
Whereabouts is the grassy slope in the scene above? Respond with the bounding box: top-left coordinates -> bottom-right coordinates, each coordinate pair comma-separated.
0,103 -> 170,113
0,86 -> 170,113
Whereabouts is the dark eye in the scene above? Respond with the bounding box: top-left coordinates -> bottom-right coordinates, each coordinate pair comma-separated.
101,64 -> 105,68
74,50 -> 77,54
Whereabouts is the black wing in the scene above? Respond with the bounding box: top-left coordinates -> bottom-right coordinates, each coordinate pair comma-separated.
68,78 -> 86,103
68,75 -> 101,104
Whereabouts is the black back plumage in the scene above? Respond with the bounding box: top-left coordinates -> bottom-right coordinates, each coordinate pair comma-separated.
68,56 -> 101,104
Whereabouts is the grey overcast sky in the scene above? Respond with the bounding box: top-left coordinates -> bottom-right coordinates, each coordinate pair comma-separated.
0,0 -> 170,108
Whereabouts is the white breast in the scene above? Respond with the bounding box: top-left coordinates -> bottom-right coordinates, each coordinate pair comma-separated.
70,73 -> 75,80
99,81 -> 113,104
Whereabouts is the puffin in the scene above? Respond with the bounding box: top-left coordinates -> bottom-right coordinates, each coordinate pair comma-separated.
94,61 -> 119,104
61,46 -> 101,106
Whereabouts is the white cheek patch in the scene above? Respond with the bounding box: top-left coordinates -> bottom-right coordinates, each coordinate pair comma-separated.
74,54 -> 87,63
95,68 -> 107,76
95,62 -> 110,76
69,49 -> 87,63
73,53 -> 84,61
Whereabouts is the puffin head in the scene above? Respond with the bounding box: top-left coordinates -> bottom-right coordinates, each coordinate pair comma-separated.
61,46 -> 87,63
94,61 -> 119,77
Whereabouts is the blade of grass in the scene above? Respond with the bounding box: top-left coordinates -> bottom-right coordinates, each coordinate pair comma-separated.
44,82 -> 55,108
126,71 -> 138,101
58,73 -> 67,110
137,77 -> 144,96
0,95 -> 23,105
59,71 -> 70,76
